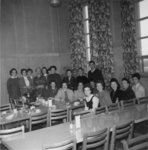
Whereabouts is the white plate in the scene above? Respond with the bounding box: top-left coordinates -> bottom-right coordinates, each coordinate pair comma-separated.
35,109 -> 41,113
74,102 -> 80,106
6,114 -> 14,120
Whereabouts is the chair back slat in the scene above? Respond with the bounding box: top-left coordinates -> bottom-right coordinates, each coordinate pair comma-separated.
31,118 -> 48,125
0,104 -> 11,112
0,126 -> 24,139
107,103 -> 120,112
116,121 -> 133,139
95,106 -> 106,115
43,139 -> 76,150
82,128 -> 109,150
49,108 -> 68,126
122,134 -> 148,150
87,139 -> 106,149
137,96 -> 148,104
110,121 -> 133,150
30,112 -> 48,131
70,104 -> 85,111
120,99 -> 136,109
73,110 -> 90,118
116,130 -> 131,140
51,111 -> 67,117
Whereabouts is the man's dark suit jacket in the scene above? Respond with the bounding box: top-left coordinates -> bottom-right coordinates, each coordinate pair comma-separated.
88,69 -> 104,83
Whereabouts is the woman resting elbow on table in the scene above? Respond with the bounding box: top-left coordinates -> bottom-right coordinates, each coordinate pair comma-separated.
83,84 -> 99,112
73,82 -> 85,101
54,82 -> 74,102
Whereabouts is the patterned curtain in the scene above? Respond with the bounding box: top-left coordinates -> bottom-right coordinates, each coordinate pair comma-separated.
89,0 -> 114,87
68,0 -> 114,87
121,0 -> 139,78
68,0 -> 87,72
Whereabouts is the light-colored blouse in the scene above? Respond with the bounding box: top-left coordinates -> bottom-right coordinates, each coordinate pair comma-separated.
96,90 -> 112,106
73,90 -> 85,101
55,88 -> 74,102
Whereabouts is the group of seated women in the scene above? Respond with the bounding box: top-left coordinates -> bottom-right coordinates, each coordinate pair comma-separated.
7,65 -> 146,112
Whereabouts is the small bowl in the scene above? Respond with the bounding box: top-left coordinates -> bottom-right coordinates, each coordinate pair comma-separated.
6,114 -> 14,120
74,101 -> 80,106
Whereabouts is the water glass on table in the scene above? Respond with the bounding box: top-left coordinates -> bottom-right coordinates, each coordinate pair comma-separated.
70,122 -> 76,135
66,102 -> 70,108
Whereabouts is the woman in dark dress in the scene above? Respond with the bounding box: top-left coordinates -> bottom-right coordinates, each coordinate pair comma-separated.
83,85 -> 99,111
110,78 -> 122,103
44,81 -> 58,99
7,68 -> 21,100
63,69 -> 76,90
76,67 -> 88,85
41,67 -> 48,82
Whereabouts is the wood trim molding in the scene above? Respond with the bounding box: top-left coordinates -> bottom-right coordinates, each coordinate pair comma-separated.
1,52 -> 71,58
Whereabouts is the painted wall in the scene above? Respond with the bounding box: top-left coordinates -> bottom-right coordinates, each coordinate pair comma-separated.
0,0 -> 70,105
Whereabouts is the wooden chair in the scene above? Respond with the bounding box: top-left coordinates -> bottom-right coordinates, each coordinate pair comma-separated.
0,126 -> 24,139
120,99 -> 136,109
49,108 -> 68,126
0,104 -> 11,112
82,128 -> 110,150
110,121 -> 134,150
106,103 -> 120,112
43,139 -> 76,150
137,96 -> 148,104
122,133 -> 148,150
71,103 -> 85,111
72,110 -> 91,120
95,106 -> 107,115
133,118 -> 148,137
69,105 -> 85,121
29,112 -> 49,131
9,98 -> 22,109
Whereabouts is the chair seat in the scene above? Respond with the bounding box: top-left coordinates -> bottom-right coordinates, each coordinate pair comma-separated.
134,120 -> 148,137
77,143 -> 104,150
31,122 -> 47,131
50,119 -> 66,126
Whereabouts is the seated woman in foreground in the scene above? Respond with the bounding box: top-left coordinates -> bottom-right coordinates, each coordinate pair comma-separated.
95,80 -> 112,106
73,82 -> 85,101
83,84 -> 99,111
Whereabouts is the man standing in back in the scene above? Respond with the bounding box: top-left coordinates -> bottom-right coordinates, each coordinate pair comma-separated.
88,61 -> 104,85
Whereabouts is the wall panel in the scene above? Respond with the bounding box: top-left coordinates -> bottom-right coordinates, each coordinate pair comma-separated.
1,0 -> 70,105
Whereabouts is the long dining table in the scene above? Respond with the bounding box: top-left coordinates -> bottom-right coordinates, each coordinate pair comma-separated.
2,103 -> 148,150
0,105 -> 48,129
0,100 -> 84,128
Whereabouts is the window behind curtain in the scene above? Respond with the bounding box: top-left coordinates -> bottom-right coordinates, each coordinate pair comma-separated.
83,5 -> 91,61
139,0 -> 148,55
137,0 -> 148,72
